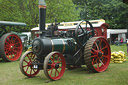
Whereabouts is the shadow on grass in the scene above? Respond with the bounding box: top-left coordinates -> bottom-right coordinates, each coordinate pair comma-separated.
0,58 -> 6,63
22,75 -> 55,83
65,66 -> 91,75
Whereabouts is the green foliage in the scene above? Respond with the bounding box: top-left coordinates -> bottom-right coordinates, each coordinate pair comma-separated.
0,0 -> 39,31
0,0 -> 80,31
46,0 -> 80,23
73,0 -> 128,29
0,0 -> 128,30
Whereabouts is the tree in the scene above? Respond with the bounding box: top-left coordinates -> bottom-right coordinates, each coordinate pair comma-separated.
46,0 -> 80,23
0,0 -> 39,30
0,0 -> 80,31
73,0 -> 128,29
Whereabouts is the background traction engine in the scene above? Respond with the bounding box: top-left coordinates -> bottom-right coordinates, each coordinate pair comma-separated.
0,21 -> 26,62
19,0 -> 111,80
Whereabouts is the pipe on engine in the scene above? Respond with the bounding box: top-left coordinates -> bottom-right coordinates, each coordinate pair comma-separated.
39,0 -> 46,38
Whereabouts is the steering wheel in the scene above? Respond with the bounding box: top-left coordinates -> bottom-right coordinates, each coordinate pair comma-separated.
75,20 -> 94,46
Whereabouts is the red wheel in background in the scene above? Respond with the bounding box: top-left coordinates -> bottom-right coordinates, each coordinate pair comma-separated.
84,37 -> 111,72
0,33 -> 23,61
20,51 -> 40,77
44,52 -> 66,80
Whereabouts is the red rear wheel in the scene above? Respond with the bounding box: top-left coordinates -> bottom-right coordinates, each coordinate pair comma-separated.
20,51 -> 40,77
0,33 -> 23,61
84,37 -> 111,72
44,52 -> 66,80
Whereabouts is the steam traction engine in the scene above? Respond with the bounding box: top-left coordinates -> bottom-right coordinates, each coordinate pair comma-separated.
20,0 -> 111,80
0,21 -> 26,62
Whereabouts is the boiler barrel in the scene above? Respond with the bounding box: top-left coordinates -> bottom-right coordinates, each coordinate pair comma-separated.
51,38 -> 77,53
32,38 -> 77,56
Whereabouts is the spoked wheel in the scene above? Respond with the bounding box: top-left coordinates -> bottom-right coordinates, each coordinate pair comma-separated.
0,33 -> 23,61
20,51 -> 40,77
44,52 -> 66,80
75,20 -> 94,46
84,37 -> 111,72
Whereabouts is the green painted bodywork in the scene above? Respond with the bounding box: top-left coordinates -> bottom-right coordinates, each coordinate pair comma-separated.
51,38 -> 77,54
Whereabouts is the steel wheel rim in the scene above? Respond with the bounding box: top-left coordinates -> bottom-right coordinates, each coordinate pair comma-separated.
20,51 -> 40,77
44,52 -> 66,80
91,38 -> 111,72
4,34 -> 22,61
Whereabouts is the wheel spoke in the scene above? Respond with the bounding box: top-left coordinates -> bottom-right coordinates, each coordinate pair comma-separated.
94,42 -> 99,50
54,69 -> 57,77
33,69 -> 36,73
48,67 -> 53,71
5,49 -> 10,54
24,59 -> 29,64
50,68 -> 53,76
102,55 -> 109,58
99,40 -> 103,50
56,69 -> 60,74
10,36 -> 13,44
27,55 -> 31,62
92,58 -> 95,65
97,61 -> 99,69
30,69 -> 32,75
5,40 -> 10,45
25,66 -> 29,73
91,55 -> 97,58
5,44 -> 10,48
91,50 -> 97,55
23,64 -> 29,67
50,57 -> 54,62
99,59 -> 104,66
14,42 -> 20,45
78,33 -> 85,38
100,46 -> 108,51
79,25 -> 84,33
57,57 -> 61,63
92,58 -> 98,65
87,30 -> 93,34
92,48 -> 98,53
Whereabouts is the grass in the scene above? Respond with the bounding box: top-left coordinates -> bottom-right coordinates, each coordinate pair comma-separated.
0,44 -> 128,85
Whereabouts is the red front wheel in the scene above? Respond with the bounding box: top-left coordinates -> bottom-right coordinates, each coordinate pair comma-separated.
44,52 -> 66,80
20,51 -> 40,77
0,33 -> 23,61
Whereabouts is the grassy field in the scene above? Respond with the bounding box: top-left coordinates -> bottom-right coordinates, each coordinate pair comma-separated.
0,44 -> 128,85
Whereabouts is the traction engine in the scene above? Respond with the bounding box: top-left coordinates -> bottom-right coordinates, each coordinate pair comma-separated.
20,0 -> 111,80
0,21 -> 26,62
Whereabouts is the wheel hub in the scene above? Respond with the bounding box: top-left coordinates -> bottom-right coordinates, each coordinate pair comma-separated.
10,44 -> 14,49
10,46 -> 14,49
98,52 -> 102,57
55,63 -> 59,69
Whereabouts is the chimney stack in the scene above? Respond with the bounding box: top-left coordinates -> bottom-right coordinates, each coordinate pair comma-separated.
39,0 -> 46,37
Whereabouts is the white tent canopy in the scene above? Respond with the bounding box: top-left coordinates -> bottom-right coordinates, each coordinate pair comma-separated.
107,29 -> 127,38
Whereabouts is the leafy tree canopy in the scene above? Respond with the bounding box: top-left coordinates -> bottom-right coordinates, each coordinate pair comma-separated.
0,0 -> 128,30
0,0 -> 80,31
73,0 -> 128,29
